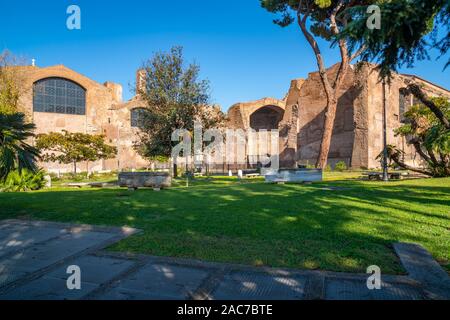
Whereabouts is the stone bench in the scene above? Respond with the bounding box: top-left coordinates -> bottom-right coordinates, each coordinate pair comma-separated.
244,173 -> 260,178
63,182 -> 90,188
63,181 -> 118,188
363,171 -> 409,180
265,169 -> 323,183
118,172 -> 172,190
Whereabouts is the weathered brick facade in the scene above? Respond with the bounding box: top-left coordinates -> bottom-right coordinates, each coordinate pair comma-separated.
12,62 -> 450,172
228,63 -> 450,169
15,64 -> 148,173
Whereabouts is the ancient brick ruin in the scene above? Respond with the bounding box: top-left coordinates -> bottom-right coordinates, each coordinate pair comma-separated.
12,62 -> 450,172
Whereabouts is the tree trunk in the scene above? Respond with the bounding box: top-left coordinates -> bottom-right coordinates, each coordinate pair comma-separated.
316,98 -> 338,168
173,163 -> 178,178
73,161 -> 77,174
297,18 -> 337,169
296,6 -> 351,169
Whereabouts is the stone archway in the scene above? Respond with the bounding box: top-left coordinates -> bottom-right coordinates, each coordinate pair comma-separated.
249,105 -> 285,131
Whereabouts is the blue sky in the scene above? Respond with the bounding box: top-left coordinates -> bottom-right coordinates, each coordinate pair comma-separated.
1,0 -> 449,110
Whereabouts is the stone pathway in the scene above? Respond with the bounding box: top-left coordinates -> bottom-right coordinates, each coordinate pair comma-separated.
0,219 -> 448,300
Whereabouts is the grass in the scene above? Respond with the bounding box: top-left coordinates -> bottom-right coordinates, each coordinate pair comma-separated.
49,172 -> 119,187
0,172 -> 449,274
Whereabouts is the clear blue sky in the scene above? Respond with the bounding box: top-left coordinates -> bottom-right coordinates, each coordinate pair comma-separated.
1,0 -> 449,110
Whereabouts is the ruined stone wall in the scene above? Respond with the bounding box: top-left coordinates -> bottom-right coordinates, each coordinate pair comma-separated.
228,98 -> 286,130
365,69 -> 450,169
15,65 -> 149,173
366,69 -> 406,168
279,79 -> 303,167
226,63 -> 450,170
106,98 -> 149,170
293,64 -> 360,168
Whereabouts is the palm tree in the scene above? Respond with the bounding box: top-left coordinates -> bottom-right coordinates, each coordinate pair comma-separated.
0,113 -> 40,181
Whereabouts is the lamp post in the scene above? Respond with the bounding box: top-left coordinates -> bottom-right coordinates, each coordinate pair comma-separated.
382,79 -> 389,182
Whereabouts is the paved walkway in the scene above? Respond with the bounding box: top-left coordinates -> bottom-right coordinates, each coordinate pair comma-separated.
0,219 -> 449,300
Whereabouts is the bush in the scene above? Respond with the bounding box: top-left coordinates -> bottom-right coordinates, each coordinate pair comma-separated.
65,172 -> 87,182
1,169 -> 46,192
334,161 -> 348,172
324,165 -> 332,172
305,162 -> 316,169
48,172 -> 61,182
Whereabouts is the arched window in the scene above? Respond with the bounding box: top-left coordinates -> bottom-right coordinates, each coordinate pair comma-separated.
33,78 -> 86,115
130,108 -> 147,128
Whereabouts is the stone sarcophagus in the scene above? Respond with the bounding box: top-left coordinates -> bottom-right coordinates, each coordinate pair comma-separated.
119,172 -> 172,189
264,168 -> 323,183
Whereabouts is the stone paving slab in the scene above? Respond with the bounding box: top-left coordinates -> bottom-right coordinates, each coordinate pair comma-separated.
46,255 -> 135,285
0,225 -> 65,258
324,278 -> 424,300
0,276 -> 98,300
394,242 -> 450,300
0,231 -> 116,288
210,271 -> 307,300
0,219 -> 448,300
0,255 -> 135,300
0,219 -> 140,295
95,262 -> 210,300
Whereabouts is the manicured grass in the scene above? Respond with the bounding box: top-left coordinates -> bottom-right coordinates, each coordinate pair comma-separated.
50,172 -> 119,187
0,173 -> 449,274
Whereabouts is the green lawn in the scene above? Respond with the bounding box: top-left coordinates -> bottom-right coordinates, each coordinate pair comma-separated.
0,173 -> 449,274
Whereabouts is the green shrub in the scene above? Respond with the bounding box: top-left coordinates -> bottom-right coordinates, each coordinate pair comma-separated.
1,169 -> 46,192
305,162 -> 316,169
324,165 -> 332,172
334,161 -> 348,172
65,172 -> 86,182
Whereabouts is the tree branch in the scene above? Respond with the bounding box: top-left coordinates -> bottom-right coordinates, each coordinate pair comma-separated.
296,2 -> 334,101
330,1 -> 350,90
391,153 -> 433,176
406,82 -> 450,129
411,139 -> 432,164
350,45 -> 366,62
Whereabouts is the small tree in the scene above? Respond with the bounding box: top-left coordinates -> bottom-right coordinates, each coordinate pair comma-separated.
378,98 -> 450,177
0,113 -> 40,181
135,46 -> 225,176
0,50 -> 27,115
36,131 -> 117,174
0,52 -> 39,181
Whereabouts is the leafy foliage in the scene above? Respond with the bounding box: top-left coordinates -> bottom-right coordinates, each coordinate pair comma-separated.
135,46 -> 225,160
334,161 -> 348,171
36,131 -> 117,173
339,0 -> 450,78
1,169 -> 46,192
390,97 -> 450,176
0,113 -> 39,181
0,51 -> 26,115
261,0 -> 375,36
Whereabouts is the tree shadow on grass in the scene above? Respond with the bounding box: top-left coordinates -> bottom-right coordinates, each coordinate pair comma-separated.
0,178 -> 448,274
